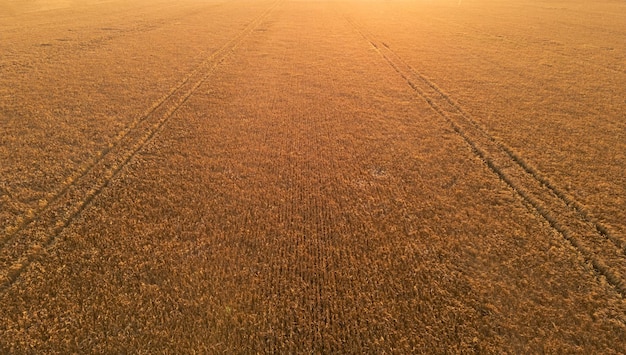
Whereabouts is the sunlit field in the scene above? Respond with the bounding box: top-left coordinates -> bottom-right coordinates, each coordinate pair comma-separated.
1,0 -> 625,352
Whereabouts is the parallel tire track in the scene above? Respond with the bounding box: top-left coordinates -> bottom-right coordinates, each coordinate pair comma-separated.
345,17 -> 626,297
0,1 -> 254,241
0,0 -> 282,292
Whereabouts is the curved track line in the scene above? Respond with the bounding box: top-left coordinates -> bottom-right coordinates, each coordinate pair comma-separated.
0,0 -> 283,292
344,17 -> 626,297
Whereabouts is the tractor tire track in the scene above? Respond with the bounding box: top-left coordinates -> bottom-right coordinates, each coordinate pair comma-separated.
0,0 -> 283,293
370,32 -> 625,253
345,17 -> 626,297
0,0 -> 280,246
0,1 -> 235,234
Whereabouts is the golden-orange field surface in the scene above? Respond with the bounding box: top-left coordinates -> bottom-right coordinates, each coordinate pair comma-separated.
1,0 -> 625,352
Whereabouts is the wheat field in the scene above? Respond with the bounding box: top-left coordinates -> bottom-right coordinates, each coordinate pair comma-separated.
1,0 -> 625,352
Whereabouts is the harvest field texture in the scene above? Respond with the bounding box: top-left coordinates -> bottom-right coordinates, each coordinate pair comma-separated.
1,0 -> 625,352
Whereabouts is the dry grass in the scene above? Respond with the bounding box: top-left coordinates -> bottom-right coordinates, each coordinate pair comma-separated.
1,0 -> 625,353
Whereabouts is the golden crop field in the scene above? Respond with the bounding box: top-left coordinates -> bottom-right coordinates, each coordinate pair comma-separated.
1,0 -> 625,352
